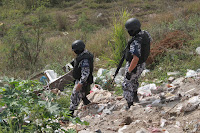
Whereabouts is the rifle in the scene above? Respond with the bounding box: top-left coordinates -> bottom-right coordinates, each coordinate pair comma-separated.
111,38 -> 134,84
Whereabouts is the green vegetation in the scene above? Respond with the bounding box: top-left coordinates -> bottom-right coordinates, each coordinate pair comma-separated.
0,0 -> 200,130
0,78 -> 88,132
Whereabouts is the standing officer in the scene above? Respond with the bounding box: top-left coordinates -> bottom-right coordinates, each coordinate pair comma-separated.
123,18 -> 152,109
69,40 -> 94,116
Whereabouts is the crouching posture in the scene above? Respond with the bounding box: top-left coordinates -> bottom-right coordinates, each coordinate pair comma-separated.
69,40 -> 94,116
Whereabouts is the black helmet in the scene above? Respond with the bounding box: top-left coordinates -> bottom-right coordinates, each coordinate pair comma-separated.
125,18 -> 141,33
72,40 -> 85,51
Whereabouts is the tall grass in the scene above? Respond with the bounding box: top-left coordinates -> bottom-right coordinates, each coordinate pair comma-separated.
144,1 -> 200,81
104,10 -> 130,66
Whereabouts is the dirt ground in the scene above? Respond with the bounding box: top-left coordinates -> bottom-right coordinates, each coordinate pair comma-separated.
66,75 -> 200,133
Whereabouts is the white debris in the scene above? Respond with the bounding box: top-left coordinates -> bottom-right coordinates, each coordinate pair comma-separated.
182,96 -> 200,112
168,77 -> 175,83
95,58 -> 100,62
174,121 -> 181,128
97,13 -> 102,18
167,71 -> 181,76
196,47 -> 200,55
44,70 -> 58,83
138,84 -> 157,97
118,125 -> 127,133
185,69 -> 198,78
118,67 -> 126,77
160,118 -> 167,127
141,69 -> 150,77
114,75 -> 124,85
172,77 -> 185,85
97,68 -> 108,77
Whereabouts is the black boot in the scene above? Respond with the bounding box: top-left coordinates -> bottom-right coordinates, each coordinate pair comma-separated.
125,102 -> 133,110
69,110 -> 74,117
82,97 -> 91,105
133,91 -> 139,103
128,102 -> 133,108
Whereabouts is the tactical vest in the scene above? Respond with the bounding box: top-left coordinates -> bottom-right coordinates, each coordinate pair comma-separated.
73,51 -> 94,84
125,31 -> 150,64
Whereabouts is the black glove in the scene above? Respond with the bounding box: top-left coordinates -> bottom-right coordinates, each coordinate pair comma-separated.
126,72 -> 131,80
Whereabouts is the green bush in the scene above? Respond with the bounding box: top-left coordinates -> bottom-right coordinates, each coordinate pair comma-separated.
2,6 -> 51,71
74,12 -> 98,33
3,23 -> 45,70
55,11 -> 70,31
0,78 -> 88,132
105,10 -> 130,66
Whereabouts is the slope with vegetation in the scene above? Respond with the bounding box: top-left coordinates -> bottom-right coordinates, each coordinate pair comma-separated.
0,0 -> 199,79
0,0 -> 200,132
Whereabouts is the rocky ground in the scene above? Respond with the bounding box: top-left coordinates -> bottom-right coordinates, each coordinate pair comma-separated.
65,69 -> 200,133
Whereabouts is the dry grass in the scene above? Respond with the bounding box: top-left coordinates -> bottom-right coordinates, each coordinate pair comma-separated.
147,30 -> 191,64
181,0 -> 200,16
55,11 -> 70,31
86,28 -> 112,57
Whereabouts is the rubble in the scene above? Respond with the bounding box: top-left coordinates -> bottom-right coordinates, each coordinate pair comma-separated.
72,68 -> 200,132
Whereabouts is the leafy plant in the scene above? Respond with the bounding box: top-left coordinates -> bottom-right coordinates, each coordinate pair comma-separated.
104,10 -> 130,66
0,78 -> 89,132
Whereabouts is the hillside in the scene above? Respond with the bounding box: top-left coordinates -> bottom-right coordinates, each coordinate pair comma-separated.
0,0 -> 200,79
0,0 -> 200,132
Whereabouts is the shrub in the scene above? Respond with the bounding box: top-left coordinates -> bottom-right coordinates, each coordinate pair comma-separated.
105,10 -> 130,66
55,11 -> 70,31
74,12 -> 98,33
0,78 -> 88,132
2,7 -> 50,71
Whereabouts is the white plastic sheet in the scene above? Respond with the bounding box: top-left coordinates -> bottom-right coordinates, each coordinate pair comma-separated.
185,69 -> 197,78
138,84 -> 157,97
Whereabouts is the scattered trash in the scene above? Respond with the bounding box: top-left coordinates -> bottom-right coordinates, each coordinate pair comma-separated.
168,77 -> 175,83
40,76 -> 48,85
95,58 -> 100,62
174,121 -> 181,128
44,70 -> 58,83
185,69 -> 198,78
138,84 -> 157,97
182,96 -> 200,112
144,106 -> 152,113
141,69 -> 150,77
114,75 -> 124,85
167,71 -> 181,76
171,77 -> 184,85
97,13 -> 103,18
91,84 -> 103,93
151,99 -> 161,107
160,118 -> 167,127
118,125 -> 127,133
97,105 -> 105,113
74,67 -> 200,132
97,68 -> 108,77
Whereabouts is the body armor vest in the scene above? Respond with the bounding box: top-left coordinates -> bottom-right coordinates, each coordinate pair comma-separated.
125,31 -> 150,64
73,51 -> 94,84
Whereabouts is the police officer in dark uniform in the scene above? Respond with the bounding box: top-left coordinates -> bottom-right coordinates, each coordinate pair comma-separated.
123,18 -> 152,109
69,40 -> 94,116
